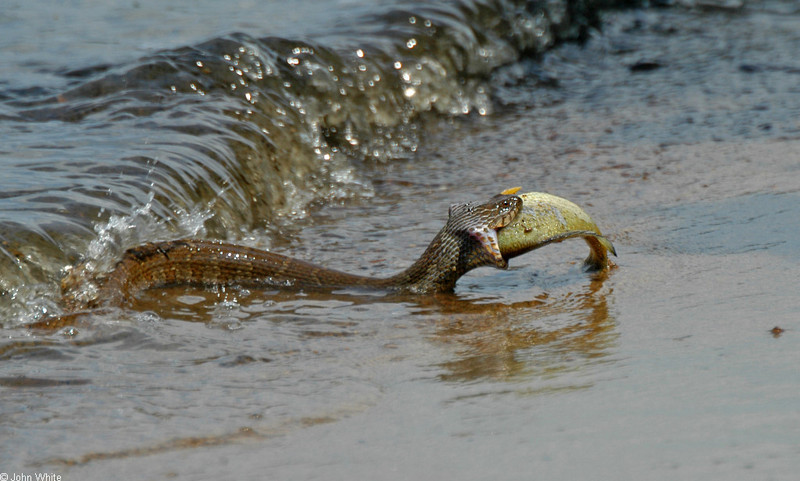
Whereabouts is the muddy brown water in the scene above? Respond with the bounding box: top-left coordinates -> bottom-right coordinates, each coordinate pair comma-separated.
2,2 -> 800,479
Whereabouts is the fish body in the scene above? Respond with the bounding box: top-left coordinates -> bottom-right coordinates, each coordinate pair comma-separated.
498,191 -> 616,270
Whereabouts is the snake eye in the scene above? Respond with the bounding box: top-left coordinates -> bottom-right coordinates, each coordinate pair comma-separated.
498,197 -> 519,215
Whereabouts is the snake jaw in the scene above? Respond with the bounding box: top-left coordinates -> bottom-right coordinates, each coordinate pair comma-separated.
467,225 -> 508,269
466,193 -> 522,269
459,193 -> 523,269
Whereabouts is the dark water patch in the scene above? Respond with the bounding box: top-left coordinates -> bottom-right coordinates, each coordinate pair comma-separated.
216,354 -> 272,367
739,63 -> 800,75
491,4 -> 800,146
0,339 -> 74,362
654,193 -> 799,257
628,59 -> 663,72
0,376 -> 91,388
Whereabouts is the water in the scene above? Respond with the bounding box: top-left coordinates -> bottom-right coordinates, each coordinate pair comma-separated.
2,0 -> 800,479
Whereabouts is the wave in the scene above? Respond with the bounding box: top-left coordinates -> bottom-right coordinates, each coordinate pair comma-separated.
0,0 -> 605,324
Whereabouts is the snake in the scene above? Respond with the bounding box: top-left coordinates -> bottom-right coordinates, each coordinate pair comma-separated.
47,188 -> 615,320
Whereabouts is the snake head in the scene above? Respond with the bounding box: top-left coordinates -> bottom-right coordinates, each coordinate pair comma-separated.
488,194 -> 523,229
449,194 -> 523,270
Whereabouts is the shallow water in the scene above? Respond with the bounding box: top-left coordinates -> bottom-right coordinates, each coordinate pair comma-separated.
2,0 -> 800,479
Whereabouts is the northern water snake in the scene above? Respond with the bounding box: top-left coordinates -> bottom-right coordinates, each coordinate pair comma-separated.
46,188 -> 614,324
72,192 -> 523,309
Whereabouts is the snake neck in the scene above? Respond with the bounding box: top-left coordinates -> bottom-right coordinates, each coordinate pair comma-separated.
375,228 -> 468,292
381,206 -> 512,292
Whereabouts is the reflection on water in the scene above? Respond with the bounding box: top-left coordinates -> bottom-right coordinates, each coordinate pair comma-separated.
8,266 -> 616,467
433,273 -> 616,383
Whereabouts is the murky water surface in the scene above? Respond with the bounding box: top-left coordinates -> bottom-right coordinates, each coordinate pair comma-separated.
2,1 -> 799,479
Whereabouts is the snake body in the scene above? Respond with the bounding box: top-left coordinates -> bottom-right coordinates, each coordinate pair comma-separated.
93,194 -> 523,307
40,189 -> 616,329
